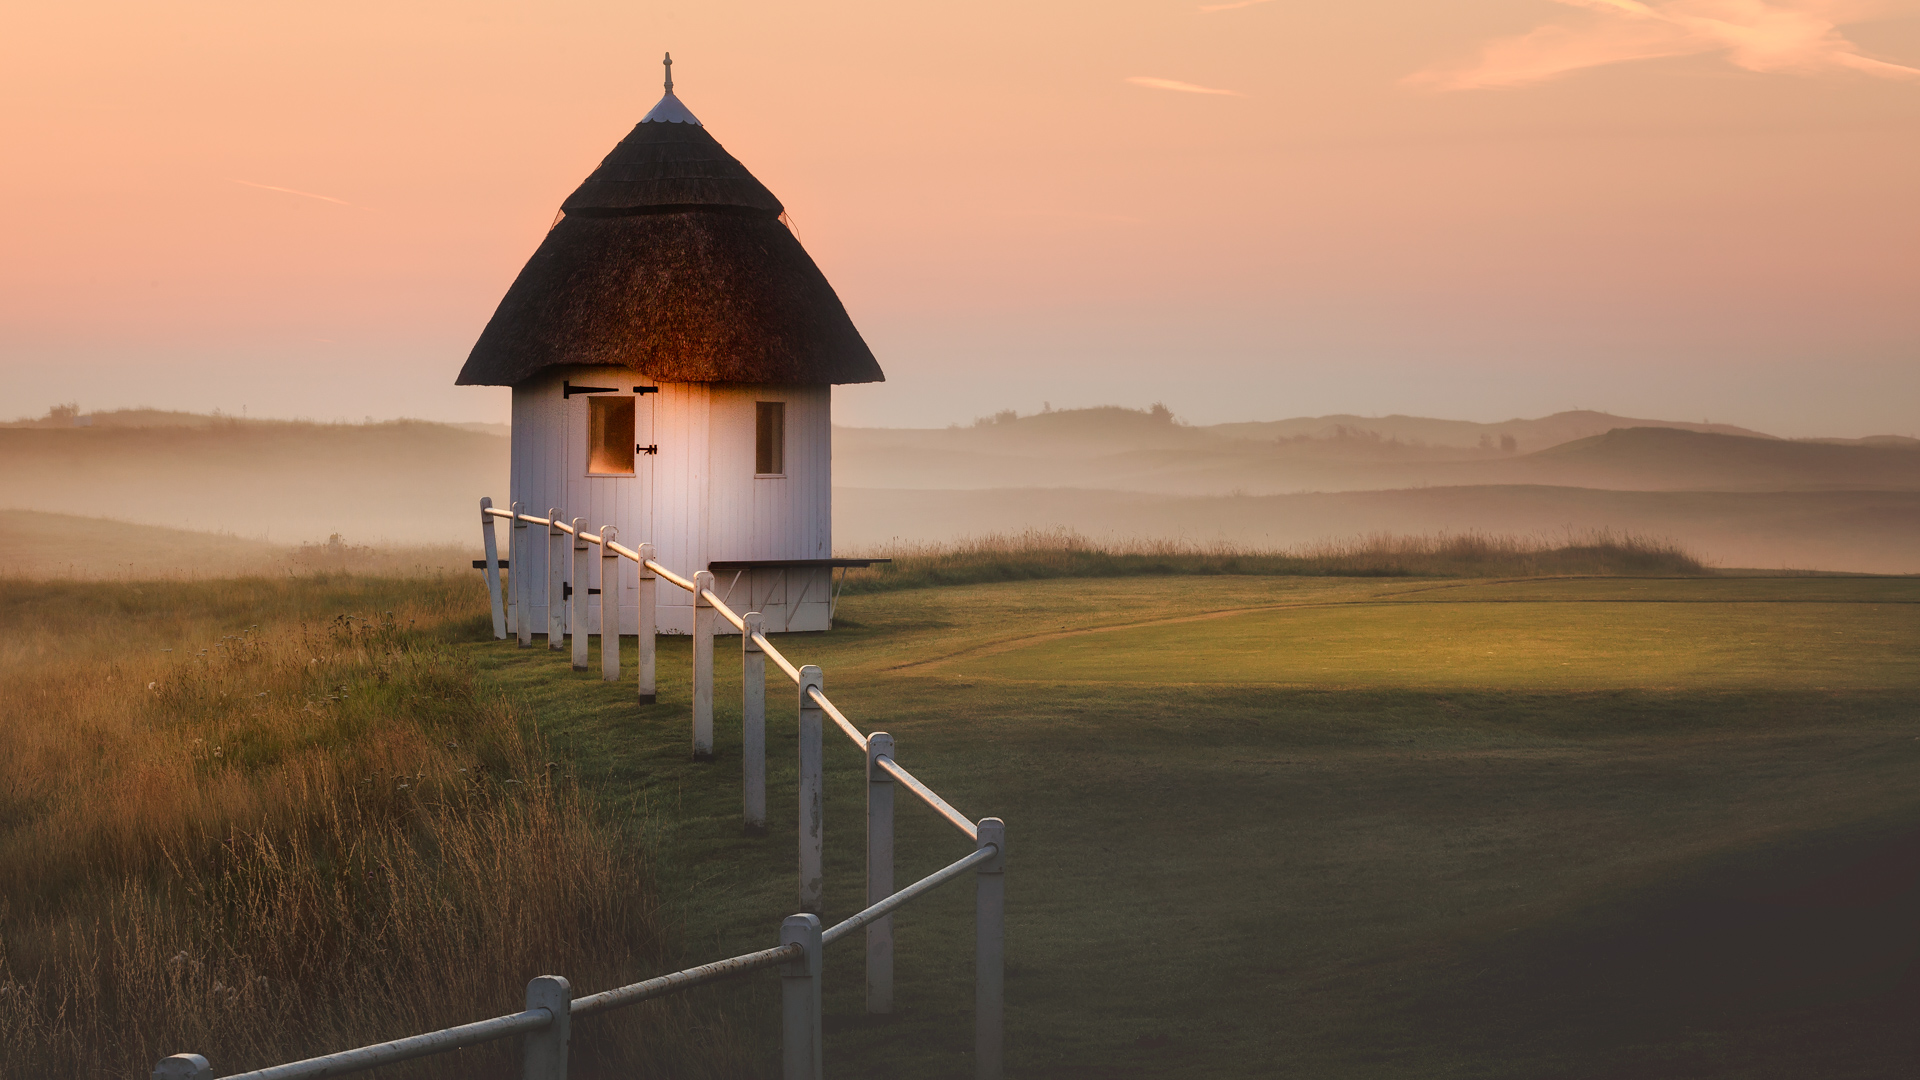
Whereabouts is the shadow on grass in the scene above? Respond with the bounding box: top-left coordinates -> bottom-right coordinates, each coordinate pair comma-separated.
1338,811 -> 1920,1080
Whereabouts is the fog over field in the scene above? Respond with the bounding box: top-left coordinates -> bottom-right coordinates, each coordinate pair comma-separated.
4,404 -> 1916,575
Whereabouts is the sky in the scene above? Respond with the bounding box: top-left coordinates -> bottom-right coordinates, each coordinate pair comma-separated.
2,0 -> 1917,437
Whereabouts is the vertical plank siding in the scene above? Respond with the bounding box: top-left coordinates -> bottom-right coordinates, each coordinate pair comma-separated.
511,369 -> 835,635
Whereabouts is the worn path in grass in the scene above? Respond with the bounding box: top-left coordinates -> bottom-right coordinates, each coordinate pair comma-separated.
471,574 -> 1920,1079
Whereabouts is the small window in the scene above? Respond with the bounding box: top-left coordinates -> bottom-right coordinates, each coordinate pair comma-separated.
756,401 -> 785,476
588,396 -> 635,475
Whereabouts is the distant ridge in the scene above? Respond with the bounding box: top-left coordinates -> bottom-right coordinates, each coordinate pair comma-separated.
1493,427 -> 1920,492
6,404 -> 1912,571
834,407 -> 1918,496
0,420 -> 509,544
1,408 -> 510,435
1204,409 -> 1778,452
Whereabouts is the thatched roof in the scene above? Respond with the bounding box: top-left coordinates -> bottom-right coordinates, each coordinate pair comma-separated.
458,86 -> 883,388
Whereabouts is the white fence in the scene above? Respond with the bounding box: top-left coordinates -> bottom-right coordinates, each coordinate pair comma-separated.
150,497 -> 1005,1080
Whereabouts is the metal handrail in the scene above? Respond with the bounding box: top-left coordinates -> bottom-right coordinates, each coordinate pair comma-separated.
644,558 -> 697,593
701,588 -> 749,632
875,755 -> 979,841
752,631 -> 804,684
572,943 -> 802,1017
216,1007 -> 552,1080
805,686 -> 867,751
192,848 -> 988,1079
821,845 -> 995,947
515,513 -> 576,536
482,515 -> 982,837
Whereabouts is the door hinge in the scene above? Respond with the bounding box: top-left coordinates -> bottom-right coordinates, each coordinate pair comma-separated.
637,444 -> 658,455
588,588 -> 601,595
563,380 -> 619,398
563,581 -> 571,598
633,386 -> 659,395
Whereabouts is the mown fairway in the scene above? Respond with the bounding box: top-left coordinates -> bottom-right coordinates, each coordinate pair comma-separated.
474,574 -> 1920,1079
953,577 -> 1915,690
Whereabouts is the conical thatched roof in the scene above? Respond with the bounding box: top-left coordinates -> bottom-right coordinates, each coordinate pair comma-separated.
457,79 -> 883,388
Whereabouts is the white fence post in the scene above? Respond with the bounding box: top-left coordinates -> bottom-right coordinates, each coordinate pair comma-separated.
692,569 -> 716,760
512,502 -> 531,647
779,914 -> 824,1080
599,526 -> 620,682
866,731 -> 895,1014
570,518 -> 591,672
546,509 -> 566,651
522,974 -> 571,1080
975,817 -> 1006,1080
152,1054 -> 210,1079
797,665 -> 824,913
636,542 -> 657,704
743,612 -> 768,834
481,498 -> 506,640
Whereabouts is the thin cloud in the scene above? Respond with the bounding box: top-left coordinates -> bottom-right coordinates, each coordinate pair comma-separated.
226,178 -> 358,207
1408,0 -> 1920,90
1198,0 -> 1278,12
1126,75 -> 1246,96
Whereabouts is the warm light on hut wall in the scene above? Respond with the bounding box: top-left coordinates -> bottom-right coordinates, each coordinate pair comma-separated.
588,396 -> 636,475
755,401 -> 785,476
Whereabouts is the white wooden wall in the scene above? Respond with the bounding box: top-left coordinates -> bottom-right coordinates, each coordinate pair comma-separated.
510,370 -> 834,636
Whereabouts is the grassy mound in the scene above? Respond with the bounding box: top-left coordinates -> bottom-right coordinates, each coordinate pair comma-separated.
838,529 -> 1706,594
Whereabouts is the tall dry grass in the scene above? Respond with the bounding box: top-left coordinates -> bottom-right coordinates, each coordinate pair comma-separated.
0,576 -> 744,1078
838,528 -> 1707,594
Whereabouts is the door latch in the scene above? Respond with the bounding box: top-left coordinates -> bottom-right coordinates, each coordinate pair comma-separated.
637,444 -> 658,455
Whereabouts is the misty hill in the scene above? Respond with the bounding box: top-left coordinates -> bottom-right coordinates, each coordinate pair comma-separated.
836,487 -> 1920,575
1488,427 -> 1920,492
1206,409 -> 1775,450
0,420 -> 507,544
1,510 -> 481,578
835,409 -> 1920,496
0,509 -> 284,577
839,407 -> 1771,457
7,406 -> 1914,572
4,406 -> 512,439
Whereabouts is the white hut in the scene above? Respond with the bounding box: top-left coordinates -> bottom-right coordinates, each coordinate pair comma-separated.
458,58 -> 884,636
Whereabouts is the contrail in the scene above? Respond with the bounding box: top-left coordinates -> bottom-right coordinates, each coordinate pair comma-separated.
1126,76 -> 1246,96
226,178 -> 358,207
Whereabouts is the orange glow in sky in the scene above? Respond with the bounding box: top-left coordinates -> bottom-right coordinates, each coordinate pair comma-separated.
1,0 -> 1916,435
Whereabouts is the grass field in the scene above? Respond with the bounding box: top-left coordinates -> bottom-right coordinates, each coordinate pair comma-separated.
0,510 -> 478,578
475,572 -> 1920,1078
947,578 -> 1913,690
7,565 -> 1915,1077
0,574 -> 742,1078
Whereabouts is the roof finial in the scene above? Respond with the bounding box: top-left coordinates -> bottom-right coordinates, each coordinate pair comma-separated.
663,52 -> 673,95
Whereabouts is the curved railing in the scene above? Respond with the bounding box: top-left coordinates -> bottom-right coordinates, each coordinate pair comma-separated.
151,496 -> 1005,1080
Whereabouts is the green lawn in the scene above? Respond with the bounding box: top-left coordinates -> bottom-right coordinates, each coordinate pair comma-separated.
470,574 -> 1920,1078
951,578 -> 1917,690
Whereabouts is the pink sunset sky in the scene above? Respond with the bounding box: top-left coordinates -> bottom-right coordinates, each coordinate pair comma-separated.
2,0 -> 1916,435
